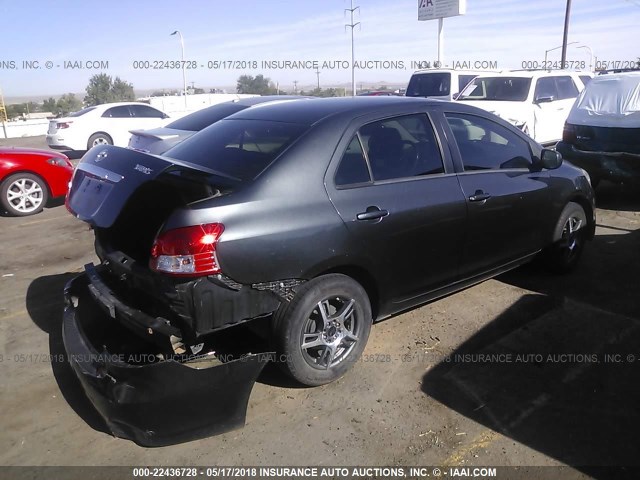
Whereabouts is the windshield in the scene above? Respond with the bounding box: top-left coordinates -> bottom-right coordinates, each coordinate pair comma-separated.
68,107 -> 97,117
406,72 -> 451,97
459,77 -> 532,102
167,103 -> 247,131
165,119 -> 309,182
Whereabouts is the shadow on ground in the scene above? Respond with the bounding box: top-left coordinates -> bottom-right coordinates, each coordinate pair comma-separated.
500,221 -> 640,319
423,225 -> 640,479
26,273 -> 108,434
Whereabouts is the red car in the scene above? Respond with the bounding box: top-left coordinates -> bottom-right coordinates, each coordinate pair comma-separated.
0,147 -> 74,216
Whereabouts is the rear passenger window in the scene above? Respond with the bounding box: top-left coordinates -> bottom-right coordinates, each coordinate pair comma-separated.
555,76 -> 579,99
358,114 -> 444,181
445,113 -> 532,170
335,136 -> 371,186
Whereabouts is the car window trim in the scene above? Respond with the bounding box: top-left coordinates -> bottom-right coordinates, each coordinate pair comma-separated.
328,108 -> 456,191
367,112 -> 448,185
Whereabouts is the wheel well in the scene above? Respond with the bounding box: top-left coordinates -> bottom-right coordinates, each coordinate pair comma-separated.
1,170 -> 51,197
568,195 -> 595,238
315,265 -> 380,319
88,131 -> 113,145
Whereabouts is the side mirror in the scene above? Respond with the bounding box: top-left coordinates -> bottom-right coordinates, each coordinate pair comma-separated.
162,113 -> 170,119
535,95 -> 555,104
540,149 -> 563,169
452,92 -> 460,100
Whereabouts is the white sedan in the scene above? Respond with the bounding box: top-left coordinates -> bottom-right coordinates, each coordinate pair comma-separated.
47,102 -> 170,151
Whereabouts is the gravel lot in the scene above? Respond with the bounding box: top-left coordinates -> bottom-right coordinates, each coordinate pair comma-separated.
1,136 -> 639,478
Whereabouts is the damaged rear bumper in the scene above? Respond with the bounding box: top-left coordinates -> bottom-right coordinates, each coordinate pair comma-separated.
62,273 -> 272,447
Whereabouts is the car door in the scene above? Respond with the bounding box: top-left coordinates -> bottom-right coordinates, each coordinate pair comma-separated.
554,75 -> 581,133
327,112 -> 468,304
443,111 -> 552,278
532,76 -> 565,144
100,105 -> 138,146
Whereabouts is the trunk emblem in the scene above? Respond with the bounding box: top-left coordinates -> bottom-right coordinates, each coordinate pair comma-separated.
134,164 -> 153,175
95,150 -> 108,161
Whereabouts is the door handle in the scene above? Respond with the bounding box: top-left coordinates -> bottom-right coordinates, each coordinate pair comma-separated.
357,206 -> 389,221
469,191 -> 491,202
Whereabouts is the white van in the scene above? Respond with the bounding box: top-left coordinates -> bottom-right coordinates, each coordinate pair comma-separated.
405,69 -> 483,101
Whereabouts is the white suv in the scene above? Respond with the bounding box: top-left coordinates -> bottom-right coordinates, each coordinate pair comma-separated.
405,69 -> 484,101
456,70 -> 592,146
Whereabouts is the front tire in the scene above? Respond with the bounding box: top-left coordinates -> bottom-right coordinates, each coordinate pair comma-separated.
1,173 -> 49,216
272,274 -> 372,386
544,202 -> 587,274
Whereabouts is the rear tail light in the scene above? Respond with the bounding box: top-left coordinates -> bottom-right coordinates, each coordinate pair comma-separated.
150,223 -> 224,276
56,121 -> 72,129
562,123 -> 576,143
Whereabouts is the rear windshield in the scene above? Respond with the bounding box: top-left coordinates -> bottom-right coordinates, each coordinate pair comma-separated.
406,73 -> 451,97
68,107 -> 97,117
459,77 -> 532,102
166,103 -> 247,132
165,119 -> 309,181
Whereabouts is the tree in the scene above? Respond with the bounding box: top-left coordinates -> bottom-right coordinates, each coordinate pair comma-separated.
56,93 -> 83,115
304,87 -> 343,98
42,97 -> 57,112
84,73 -> 135,106
193,87 -> 205,94
236,74 -> 277,95
111,77 -> 135,102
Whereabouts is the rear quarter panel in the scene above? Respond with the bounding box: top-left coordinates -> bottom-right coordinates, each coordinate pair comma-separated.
0,153 -> 72,198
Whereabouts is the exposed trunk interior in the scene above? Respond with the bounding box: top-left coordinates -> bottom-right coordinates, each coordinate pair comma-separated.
95,169 -> 233,263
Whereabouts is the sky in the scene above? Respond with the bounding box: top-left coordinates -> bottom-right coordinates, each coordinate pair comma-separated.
0,0 -> 638,99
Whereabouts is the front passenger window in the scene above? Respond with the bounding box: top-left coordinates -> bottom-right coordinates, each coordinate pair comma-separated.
445,113 -> 533,171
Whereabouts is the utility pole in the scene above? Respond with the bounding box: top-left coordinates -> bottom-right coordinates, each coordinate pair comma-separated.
293,80 -> 298,94
345,0 -> 360,97
561,0 -> 572,69
315,69 -> 321,91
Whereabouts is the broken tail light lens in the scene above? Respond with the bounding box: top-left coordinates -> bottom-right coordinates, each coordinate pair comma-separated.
150,223 -> 224,276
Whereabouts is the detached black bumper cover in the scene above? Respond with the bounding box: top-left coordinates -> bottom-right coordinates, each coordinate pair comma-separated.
62,274 -> 271,447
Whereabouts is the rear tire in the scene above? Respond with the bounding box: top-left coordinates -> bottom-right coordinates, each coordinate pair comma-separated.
272,274 -> 372,386
543,202 -> 587,274
87,133 -> 112,150
1,173 -> 49,216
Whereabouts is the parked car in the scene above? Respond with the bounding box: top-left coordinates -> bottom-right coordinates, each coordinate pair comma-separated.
128,96 -> 310,155
406,68 -> 484,101
557,71 -> 640,187
64,97 -> 594,445
46,102 -> 170,151
456,70 -> 592,146
1,147 -> 73,216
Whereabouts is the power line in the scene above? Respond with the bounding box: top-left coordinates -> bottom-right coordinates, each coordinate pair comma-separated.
345,0 -> 360,96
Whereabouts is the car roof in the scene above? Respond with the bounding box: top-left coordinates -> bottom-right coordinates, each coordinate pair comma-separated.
226,96 -> 442,125
474,70 -> 587,79
92,102 -> 159,110
232,95 -> 312,106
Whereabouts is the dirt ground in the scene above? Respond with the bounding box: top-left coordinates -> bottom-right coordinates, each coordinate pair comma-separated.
1,137 -> 639,479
